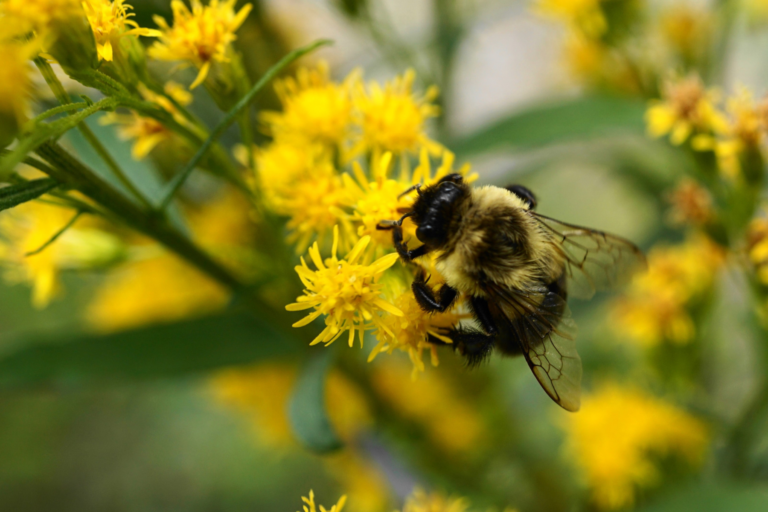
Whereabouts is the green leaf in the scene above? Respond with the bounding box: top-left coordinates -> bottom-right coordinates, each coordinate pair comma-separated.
637,483 -> 768,512
451,96 -> 647,156
0,178 -> 59,212
288,349 -> 343,453
0,96 -> 120,179
0,311 -> 301,389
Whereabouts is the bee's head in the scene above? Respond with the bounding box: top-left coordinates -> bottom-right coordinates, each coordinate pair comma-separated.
407,173 -> 470,249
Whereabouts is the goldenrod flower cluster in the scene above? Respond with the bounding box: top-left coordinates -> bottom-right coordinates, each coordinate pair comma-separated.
296,488 -> 480,512
149,0 -> 252,89
256,64 -> 474,374
561,382 -> 708,510
611,235 -> 723,347
647,76 -> 768,179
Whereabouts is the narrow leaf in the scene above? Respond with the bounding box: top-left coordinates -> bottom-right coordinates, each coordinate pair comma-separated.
288,349 -> 343,453
451,96 -> 647,156
0,178 -> 59,212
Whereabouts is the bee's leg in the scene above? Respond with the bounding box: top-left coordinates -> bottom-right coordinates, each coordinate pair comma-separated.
376,221 -> 430,262
506,184 -> 537,210
411,270 -> 457,313
440,297 -> 498,366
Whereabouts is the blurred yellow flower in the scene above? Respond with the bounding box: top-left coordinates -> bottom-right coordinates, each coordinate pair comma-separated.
0,201 -> 124,309
81,0 -> 160,62
0,0 -> 82,36
286,227 -> 402,347
149,0 -> 252,89
351,69 -> 441,158
659,5 -> 711,63
371,360 -> 486,455
561,382 -> 708,510
0,40 -> 35,144
299,490 -> 347,512
535,0 -> 607,38
401,488 -> 470,512
86,251 -> 229,331
327,454 -> 391,512
100,81 -> 194,159
692,87 -> 768,178
611,235 -> 723,347
261,62 -> 356,148
646,75 -> 727,145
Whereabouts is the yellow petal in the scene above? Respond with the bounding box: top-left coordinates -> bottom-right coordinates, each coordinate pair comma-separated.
190,61 -> 211,90
292,309 -> 323,328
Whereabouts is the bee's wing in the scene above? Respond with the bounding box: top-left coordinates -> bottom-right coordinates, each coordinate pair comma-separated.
531,213 -> 647,300
487,283 -> 582,412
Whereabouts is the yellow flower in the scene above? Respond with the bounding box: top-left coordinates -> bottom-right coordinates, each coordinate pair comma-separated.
149,0 -> 252,89
369,290 -> 463,376
646,75 -> 727,145
351,69 -> 442,158
260,62 -> 356,148
81,0 -> 160,62
371,360 -> 486,454
86,251 -> 229,332
611,236 -> 723,347
0,201 -> 124,308
535,0 -> 607,38
401,488 -> 470,512
660,5 -> 712,62
560,382 -> 708,510
299,490 -> 347,512
0,40 -> 35,145
100,81 -> 194,159
0,0 -> 82,36
286,226 -> 402,348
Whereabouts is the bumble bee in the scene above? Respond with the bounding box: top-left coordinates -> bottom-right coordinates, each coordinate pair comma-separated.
377,174 -> 645,412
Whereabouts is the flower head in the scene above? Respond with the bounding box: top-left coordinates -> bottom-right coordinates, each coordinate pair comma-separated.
561,382 -> 708,510
82,0 -> 160,62
351,69 -> 441,158
299,490 -> 347,512
149,0 -> 252,89
287,227 -> 402,347
402,488 -> 470,512
646,75 -> 727,145
260,62 -> 356,148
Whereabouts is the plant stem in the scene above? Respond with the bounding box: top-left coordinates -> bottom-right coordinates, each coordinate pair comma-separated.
35,141 -> 244,291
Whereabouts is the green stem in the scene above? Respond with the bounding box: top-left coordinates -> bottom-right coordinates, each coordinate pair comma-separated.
157,39 -> 333,212
33,59 -> 152,209
35,141 -> 245,291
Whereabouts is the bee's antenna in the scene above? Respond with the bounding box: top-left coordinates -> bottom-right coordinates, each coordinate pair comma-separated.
398,183 -> 422,199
